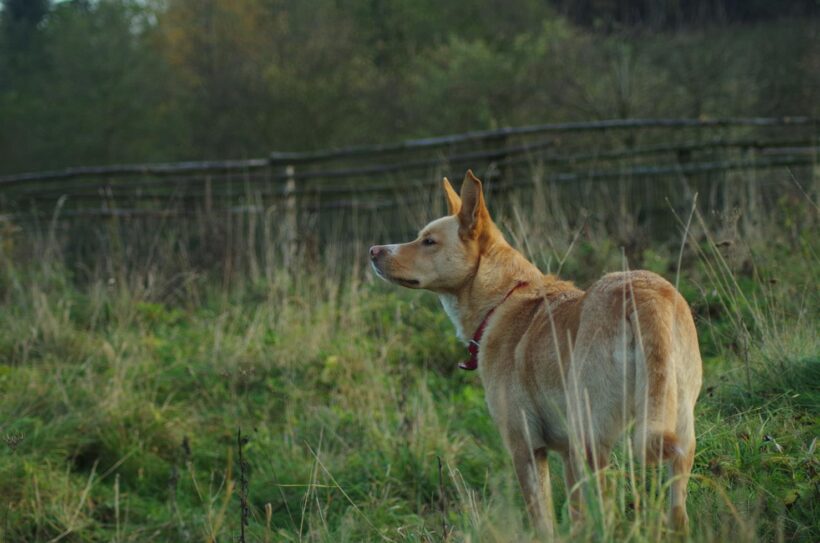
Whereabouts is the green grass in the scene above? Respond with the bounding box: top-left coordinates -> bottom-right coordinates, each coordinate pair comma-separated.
0,200 -> 818,542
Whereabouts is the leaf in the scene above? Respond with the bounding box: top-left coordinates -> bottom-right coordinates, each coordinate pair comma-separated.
783,489 -> 799,509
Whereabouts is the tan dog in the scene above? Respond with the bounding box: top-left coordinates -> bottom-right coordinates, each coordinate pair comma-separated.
369,171 -> 702,535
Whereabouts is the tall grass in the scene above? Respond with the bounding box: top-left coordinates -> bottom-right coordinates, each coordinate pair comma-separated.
0,167 -> 817,542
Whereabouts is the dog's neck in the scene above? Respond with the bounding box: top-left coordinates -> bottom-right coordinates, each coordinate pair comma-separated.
439,242 -> 543,344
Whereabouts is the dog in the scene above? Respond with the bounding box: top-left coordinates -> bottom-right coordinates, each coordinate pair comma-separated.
369,170 -> 702,535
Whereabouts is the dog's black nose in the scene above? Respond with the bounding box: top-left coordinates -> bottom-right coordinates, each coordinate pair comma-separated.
369,245 -> 384,260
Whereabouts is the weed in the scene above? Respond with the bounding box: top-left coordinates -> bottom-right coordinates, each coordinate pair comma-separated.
0,167 -> 816,541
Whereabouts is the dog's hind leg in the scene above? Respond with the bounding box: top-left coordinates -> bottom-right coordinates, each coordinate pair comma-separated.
561,444 -> 611,525
631,295 -> 700,532
669,403 -> 696,533
669,438 -> 695,532
511,445 -> 555,538
630,303 -> 680,464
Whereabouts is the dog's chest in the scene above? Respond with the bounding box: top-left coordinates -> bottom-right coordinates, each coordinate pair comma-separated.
439,294 -> 466,342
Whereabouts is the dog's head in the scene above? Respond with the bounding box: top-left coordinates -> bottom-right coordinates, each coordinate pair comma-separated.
369,170 -> 499,292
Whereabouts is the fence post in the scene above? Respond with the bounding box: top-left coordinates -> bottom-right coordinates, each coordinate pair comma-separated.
284,164 -> 296,269
204,175 -> 212,216
502,133 -> 513,190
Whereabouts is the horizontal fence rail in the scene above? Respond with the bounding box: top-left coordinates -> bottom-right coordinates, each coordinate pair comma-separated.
6,155 -> 815,215
266,116 -> 817,165
1,116 -> 816,185
8,139 -> 816,200
0,117 -> 816,231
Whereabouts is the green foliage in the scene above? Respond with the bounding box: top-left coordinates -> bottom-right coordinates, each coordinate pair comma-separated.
0,0 -> 178,172
1,194 -> 818,541
0,2 -> 817,173
0,3 -> 817,539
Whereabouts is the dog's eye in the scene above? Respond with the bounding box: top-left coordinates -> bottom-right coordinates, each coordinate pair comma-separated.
422,238 -> 436,246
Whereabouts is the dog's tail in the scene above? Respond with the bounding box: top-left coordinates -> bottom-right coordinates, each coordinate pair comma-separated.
630,300 -> 682,463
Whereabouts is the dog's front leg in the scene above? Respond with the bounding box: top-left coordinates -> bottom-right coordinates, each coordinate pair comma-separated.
511,445 -> 555,539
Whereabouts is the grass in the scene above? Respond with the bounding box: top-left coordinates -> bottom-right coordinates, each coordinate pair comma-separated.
0,177 -> 818,542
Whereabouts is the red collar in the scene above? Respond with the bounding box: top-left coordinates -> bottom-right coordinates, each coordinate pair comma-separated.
459,281 -> 528,371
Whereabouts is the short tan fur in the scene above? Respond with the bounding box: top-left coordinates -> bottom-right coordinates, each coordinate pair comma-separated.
369,171 -> 702,535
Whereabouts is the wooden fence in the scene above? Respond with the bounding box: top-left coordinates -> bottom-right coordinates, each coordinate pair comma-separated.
0,116 -> 816,237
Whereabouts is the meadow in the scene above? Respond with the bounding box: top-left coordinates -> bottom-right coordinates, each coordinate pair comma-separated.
0,170 -> 818,542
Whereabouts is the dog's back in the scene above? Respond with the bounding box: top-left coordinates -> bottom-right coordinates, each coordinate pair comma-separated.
481,271 -> 701,450
569,271 -> 701,457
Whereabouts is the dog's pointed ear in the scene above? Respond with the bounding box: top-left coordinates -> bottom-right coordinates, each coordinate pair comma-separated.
442,177 -> 461,215
457,170 -> 490,239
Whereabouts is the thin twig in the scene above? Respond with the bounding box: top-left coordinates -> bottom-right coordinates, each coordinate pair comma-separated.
437,456 -> 448,541
237,428 -> 250,543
